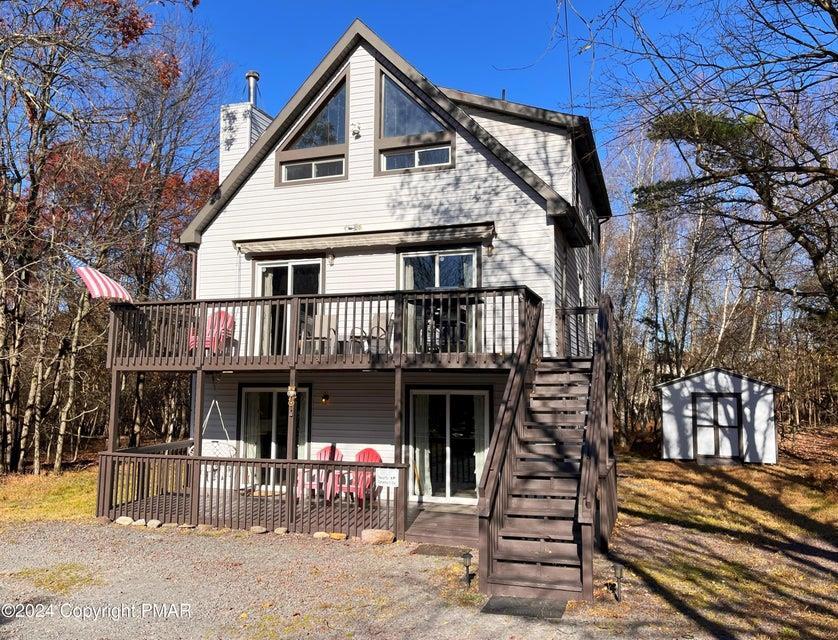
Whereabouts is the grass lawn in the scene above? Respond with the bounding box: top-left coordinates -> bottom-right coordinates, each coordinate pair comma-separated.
574,426 -> 837,639
0,465 -> 97,526
1,432 -> 835,639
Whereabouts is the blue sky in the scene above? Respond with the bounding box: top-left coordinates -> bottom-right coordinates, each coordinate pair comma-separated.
192,1 -> 610,128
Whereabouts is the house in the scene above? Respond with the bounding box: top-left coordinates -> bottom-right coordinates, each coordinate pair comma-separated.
656,368 -> 781,464
96,20 -> 616,603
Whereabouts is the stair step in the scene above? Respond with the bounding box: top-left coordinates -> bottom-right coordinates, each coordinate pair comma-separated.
529,398 -> 589,411
491,561 -> 582,591
500,517 -> 575,540
511,477 -> 579,497
506,497 -> 576,517
495,538 -> 581,565
525,413 -> 587,426
530,387 -> 590,398
534,372 -> 591,383
538,358 -> 592,369
515,460 -> 580,477
516,441 -> 582,458
519,425 -> 584,442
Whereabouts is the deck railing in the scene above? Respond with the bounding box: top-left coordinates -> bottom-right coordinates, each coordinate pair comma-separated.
557,306 -> 599,358
97,449 -> 410,539
108,286 -> 539,371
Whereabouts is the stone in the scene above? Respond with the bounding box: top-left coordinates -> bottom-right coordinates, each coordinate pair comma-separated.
196,524 -> 213,532
361,529 -> 395,545
178,523 -> 196,529
114,516 -> 134,526
249,526 -> 268,534
273,527 -> 288,535
131,519 -> 146,527
313,531 -> 330,540
146,519 -> 162,529
329,532 -> 347,541
161,522 -> 179,529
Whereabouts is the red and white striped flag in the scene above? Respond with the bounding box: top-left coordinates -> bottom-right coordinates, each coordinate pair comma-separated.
67,256 -> 133,303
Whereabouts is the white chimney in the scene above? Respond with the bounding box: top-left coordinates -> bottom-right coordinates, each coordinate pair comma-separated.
219,71 -> 271,183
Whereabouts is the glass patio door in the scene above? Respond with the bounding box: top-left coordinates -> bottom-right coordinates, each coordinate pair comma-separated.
410,390 -> 488,503
259,261 -> 321,355
401,250 -> 477,353
241,387 -> 310,485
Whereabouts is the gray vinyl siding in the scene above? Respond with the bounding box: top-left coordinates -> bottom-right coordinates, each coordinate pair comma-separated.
199,371 -> 508,464
467,109 -> 574,201
197,44 -> 561,356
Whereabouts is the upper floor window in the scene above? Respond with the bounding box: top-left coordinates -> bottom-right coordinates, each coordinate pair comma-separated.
289,83 -> 346,149
276,75 -> 348,186
382,75 -> 444,138
376,70 -> 454,175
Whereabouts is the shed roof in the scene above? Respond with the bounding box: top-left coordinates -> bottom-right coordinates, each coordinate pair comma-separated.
654,367 -> 784,391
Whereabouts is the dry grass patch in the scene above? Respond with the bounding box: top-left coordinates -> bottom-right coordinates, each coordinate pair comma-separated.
587,426 -> 838,640
432,561 -> 485,607
0,467 -> 97,524
11,562 -> 102,594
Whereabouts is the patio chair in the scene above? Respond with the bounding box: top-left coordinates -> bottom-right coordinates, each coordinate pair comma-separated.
301,314 -> 337,356
188,310 -> 236,354
296,445 -> 343,501
332,448 -> 382,504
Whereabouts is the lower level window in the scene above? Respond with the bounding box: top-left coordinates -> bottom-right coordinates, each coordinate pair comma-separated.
283,157 -> 345,182
382,145 -> 451,171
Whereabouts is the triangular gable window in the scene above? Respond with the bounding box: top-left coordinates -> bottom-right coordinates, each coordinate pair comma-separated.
289,81 -> 346,149
382,75 -> 444,138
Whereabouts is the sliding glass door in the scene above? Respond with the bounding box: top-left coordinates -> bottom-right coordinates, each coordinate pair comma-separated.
241,387 -> 310,485
410,389 -> 489,503
258,260 -> 322,355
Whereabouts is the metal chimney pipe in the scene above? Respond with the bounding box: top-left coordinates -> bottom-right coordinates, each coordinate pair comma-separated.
245,70 -> 260,106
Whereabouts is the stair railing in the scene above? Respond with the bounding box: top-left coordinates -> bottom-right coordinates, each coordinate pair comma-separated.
477,291 -> 543,590
577,294 -> 614,598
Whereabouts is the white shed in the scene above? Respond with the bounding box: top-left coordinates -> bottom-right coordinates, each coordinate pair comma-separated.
656,368 -> 781,464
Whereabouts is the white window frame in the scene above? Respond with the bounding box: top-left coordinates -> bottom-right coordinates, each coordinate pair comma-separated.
239,386 -> 311,486
408,388 -> 491,505
282,157 -> 345,182
257,258 -> 324,297
381,145 -> 451,172
399,247 -> 477,290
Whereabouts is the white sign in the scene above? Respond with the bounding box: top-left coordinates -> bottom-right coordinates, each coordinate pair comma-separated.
375,467 -> 399,488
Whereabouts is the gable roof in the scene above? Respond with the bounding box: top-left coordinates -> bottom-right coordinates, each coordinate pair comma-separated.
654,367 -> 784,391
179,19 -> 591,248
440,88 -> 611,220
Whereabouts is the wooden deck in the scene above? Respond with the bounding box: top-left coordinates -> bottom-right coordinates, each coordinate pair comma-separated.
406,503 -> 478,547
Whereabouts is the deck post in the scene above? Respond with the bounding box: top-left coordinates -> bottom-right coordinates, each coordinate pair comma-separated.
107,369 -> 120,452
189,369 -> 205,526
193,369 -> 205,456
287,368 -> 297,459
393,366 -> 403,464
393,293 -> 404,464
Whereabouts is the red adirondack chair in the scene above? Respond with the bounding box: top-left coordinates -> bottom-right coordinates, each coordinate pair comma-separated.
335,448 -> 382,503
296,445 -> 343,501
189,310 -> 236,354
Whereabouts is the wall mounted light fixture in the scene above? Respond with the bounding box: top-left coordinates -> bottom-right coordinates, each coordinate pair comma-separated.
320,392 -> 330,406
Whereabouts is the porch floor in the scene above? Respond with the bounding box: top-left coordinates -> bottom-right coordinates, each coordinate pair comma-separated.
405,503 -> 478,547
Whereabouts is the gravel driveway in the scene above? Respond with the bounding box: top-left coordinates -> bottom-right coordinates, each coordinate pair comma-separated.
0,521 -> 618,640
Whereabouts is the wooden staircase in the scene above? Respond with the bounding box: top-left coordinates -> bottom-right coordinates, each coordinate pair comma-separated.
478,298 -> 617,603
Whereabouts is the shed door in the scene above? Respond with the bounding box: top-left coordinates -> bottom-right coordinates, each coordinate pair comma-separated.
692,393 -> 742,458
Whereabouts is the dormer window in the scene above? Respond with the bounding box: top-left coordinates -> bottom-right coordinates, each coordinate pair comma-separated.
375,70 -> 454,175
276,75 -> 348,185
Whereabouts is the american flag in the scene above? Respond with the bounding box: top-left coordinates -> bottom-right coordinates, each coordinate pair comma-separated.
67,256 -> 133,303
